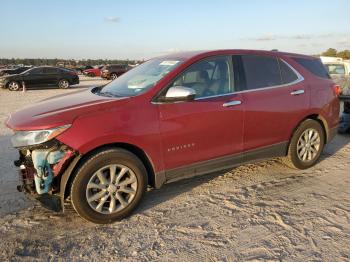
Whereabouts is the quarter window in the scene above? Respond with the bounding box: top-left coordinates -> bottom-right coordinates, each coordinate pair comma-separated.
278,59 -> 299,84
170,56 -> 233,99
293,57 -> 330,79
241,55 -> 282,90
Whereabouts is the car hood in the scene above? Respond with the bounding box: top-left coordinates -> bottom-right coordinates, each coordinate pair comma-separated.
2,73 -> 22,80
6,88 -> 128,131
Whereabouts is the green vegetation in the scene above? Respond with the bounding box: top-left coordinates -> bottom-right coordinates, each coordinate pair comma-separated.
1,48 -> 350,66
321,48 -> 350,59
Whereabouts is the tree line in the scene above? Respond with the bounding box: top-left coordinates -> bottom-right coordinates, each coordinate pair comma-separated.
1,48 -> 349,66
320,48 -> 350,59
0,58 -> 141,66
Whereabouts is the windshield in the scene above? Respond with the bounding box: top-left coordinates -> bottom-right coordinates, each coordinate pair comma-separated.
325,64 -> 346,75
98,59 -> 183,97
20,68 -> 33,74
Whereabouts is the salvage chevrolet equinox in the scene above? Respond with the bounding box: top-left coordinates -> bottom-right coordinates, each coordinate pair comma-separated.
6,50 -> 340,224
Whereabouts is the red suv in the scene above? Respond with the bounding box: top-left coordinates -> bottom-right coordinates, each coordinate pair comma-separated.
100,64 -> 129,80
6,50 -> 340,224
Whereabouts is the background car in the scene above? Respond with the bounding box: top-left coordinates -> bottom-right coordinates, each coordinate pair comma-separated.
74,65 -> 94,74
0,66 -> 79,91
100,64 -> 129,80
83,66 -> 104,77
321,56 -> 350,96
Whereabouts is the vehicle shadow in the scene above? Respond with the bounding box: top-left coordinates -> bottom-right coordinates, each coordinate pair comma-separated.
323,133 -> 350,156
136,133 -> 350,215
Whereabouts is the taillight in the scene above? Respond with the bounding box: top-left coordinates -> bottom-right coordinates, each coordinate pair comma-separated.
332,84 -> 341,97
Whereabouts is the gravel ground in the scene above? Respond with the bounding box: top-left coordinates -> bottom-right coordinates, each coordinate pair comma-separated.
0,78 -> 349,261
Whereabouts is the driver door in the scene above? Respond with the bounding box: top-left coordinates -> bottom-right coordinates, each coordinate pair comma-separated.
22,67 -> 45,86
157,56 -> 244,180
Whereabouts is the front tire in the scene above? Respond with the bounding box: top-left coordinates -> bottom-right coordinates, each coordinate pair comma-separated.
58,79 -> 70,89
7,81 -> 21,91
284,119 -> 325,169
70,148 -> 147,224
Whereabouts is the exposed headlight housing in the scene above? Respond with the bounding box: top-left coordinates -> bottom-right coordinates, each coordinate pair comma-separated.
11,124 -> 71,148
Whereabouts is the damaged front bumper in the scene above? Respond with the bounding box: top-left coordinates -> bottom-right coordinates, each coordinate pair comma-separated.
15,140 -> 77,212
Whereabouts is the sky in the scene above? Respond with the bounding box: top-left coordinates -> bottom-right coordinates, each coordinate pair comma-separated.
0,0 -> 349,60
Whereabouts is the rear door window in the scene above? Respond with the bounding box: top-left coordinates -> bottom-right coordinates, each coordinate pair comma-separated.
293,57 -> 330,79
43,67 -> 58,74
241,55 -> 282,90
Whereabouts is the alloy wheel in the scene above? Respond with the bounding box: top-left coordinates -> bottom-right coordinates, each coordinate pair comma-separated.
296,128 -> 321,162
59,80 -> 69,88
8,81 -> 20,91
86,164 -> 138,214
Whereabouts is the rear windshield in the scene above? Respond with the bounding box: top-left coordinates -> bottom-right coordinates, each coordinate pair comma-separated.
293,57 -> 330,79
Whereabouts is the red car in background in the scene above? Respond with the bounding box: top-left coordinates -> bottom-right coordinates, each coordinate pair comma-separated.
83,66 -> 104,77
7,49 -> 340,224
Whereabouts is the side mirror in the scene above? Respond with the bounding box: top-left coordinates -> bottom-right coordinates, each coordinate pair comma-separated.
160,86 -> 196,102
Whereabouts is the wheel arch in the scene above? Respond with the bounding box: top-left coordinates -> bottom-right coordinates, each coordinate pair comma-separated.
61,142 -> 157,201
6,80 -> 21,90
58,78 -> 70,85
288,113 -> 329,149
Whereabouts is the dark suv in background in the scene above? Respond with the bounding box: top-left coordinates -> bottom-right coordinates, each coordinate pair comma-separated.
101,64 -> 129,80
0,66 -> 79,91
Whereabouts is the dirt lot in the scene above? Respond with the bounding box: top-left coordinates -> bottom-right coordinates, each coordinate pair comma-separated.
0,78 -> 349,261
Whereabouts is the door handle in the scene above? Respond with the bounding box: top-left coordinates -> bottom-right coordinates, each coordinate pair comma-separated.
290,89 -> 305,96
223,100 -> 242,107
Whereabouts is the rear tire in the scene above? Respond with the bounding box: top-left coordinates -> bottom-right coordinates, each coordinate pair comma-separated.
110,73 -> 117,80
70,148 -> 147,224
283,119 -> 325,169
58,79 -> 70,89
88,72 -> 95,77
7,81 -> 21,91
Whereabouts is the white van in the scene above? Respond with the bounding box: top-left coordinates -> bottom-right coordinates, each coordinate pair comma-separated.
320,56 -> 350,95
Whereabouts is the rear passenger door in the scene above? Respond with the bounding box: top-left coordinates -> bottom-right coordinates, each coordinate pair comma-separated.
42,67 -> 59,86
238,54 -> 308,153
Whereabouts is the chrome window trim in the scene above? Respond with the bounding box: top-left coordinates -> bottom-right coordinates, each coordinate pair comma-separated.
152,58 -> 304,104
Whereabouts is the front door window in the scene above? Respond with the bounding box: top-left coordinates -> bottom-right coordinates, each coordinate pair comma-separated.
169,56 -> 234,99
